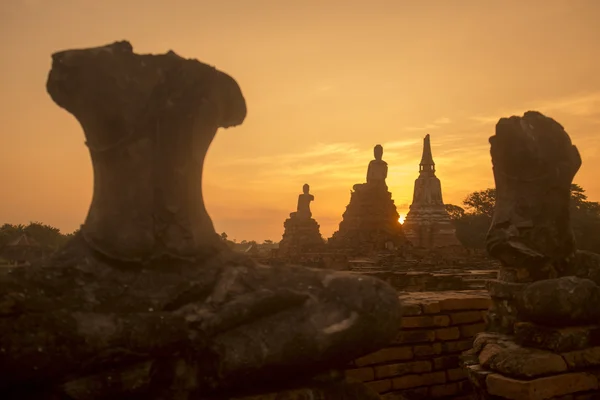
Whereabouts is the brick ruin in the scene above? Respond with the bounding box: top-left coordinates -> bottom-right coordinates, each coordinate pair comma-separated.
346,291 -> 490,399
0,41 -> 404,399
262,111 -> 600,400
278,183 -> 325,256
274,136 -> 468,270
232,291 -> 491,400
328,145 -> 408,254
5,41 -> 599,400
403,134 -> 462,249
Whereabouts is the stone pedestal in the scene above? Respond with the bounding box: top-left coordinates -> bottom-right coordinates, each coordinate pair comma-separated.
329,183 -> 407,255
461,111 -> 600,399
463,329 -> 600,399
278,216 -> 325,256
403,206 -> 461,248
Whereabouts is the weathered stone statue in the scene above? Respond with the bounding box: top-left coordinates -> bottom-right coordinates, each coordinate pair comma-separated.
463,111 -> 600,399
280,184 -> 324,256
330,145 -> 406,254
291,183 -> 314,219
0,41 -> 402,399
366,144 -> 388,187
403,134 -> 461,248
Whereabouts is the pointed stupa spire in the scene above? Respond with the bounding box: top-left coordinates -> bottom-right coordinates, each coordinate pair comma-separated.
419,134 -> 435,173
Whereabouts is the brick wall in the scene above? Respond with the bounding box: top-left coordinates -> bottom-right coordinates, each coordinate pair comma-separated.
344,291 -> 491,399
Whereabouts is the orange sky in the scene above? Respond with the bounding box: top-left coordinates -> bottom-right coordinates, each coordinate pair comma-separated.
1,0 -> 600,242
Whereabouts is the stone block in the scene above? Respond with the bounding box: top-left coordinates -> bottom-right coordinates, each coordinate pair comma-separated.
459,322 -> 487,338
355,347 -> 414,367
465,364 -> 493,392
391,371 -> 446,390
517,277 -> 600,327
366,379 -> 392,394
447,367 -> 467,381
574,392 -> 600,400
374,360 -> 432,379
435,327 -> 461,341
401,315 -> 450,329
394,329 -> 435,345
413,343 -> 442,357
486,372 -> 599,399
441,339 -> 473,354
421,301 -> 442,314
380,392 -> 413,400
432,355 -> 460,370
439,296 -> 491,311
515,322 -> 600,352
402,304 -> 422,316
386,387 -> 429,399
478,343 -> 504,367
449,310 -> 485,325
345,366 -> 375,382
488,345 -> 568,379
487,279 -> 526,299
562,346 -> 600,369
236,381 -> 383,400
429,382 -> 459,397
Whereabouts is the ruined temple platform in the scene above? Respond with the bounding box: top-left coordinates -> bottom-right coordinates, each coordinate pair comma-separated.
232,290 -> 492,400
346,254 -> 499,292
463,330 -> 600,399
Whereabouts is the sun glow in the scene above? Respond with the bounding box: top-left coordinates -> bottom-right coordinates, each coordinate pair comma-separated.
399,215 -> 406,224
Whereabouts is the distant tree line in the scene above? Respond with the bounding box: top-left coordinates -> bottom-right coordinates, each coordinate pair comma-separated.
0,224 -> 278,262
445,184 -> 600,253
0,222 -> 78,262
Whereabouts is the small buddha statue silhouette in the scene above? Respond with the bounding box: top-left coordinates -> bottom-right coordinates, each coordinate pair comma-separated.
291,183 -> 314,219
366,144 -> 388,187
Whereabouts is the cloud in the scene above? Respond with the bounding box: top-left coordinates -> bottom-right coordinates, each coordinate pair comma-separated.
214,140 -> 426,190
315,85 -> 334,93
220,142 -> 360,167
403,117 -> 452,132
433,117 -> 452,125
469,91 -> 600,125
382,139 -> 421,149
21,0 -> 42,7
404,124 -> 438,132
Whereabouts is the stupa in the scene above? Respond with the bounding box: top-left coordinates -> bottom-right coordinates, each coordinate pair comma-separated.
329,145 -> 406,254
278,184 -> 325,255
402,134 -> 461,248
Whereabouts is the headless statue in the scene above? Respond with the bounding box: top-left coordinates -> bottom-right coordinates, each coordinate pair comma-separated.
291,183 -> 314,219
2,42 -> 402,399
366,144 -> 388,186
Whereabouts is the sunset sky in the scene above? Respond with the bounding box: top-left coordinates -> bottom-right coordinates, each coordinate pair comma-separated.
1,0 -> 600,242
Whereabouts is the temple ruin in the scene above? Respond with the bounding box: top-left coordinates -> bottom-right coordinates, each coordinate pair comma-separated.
329,145 -> 407,254
278,184 -> 325,256
403,134 -> 461,249
0,41 -> 403,399
5,40 -> 598,400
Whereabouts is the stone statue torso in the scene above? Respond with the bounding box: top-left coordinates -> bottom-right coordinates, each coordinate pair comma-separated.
297,193 -> 314,219
367,160 -> 388,184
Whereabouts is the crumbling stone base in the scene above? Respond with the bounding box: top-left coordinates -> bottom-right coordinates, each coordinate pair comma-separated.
278,216 -> 325,256
463,330 -> 600,399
